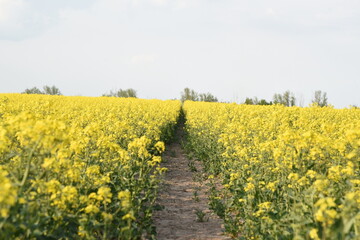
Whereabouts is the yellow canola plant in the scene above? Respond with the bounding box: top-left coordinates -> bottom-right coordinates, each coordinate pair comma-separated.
0,94 -> 181,239
183,101 -> 360,240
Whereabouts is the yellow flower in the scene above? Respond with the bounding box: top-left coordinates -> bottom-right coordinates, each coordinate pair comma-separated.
288,173 -> 299,181
154,141 -> 165,153
306,170 -> 317,179
346,151 -> 357,159
313,179 -> 330,193
309,228 -> 320,240
328,165 -> 341,181
78,226 -> 86,237
0,168 -> 17,215
101,212 -> 113,221
97,186 -> 112,204
118,190 -> 131,209
314,198 -> 338,225
118,190 -> 131,199
266,181 -> 278,192
84,204 -> 99,214
41,157 -> 56,169
258,202 -> 272,210
122,211 -> 136,221
86,165 -> 100,176
341,162 -> 354,176
61,186 -> 78,205
244,183 -> 255,192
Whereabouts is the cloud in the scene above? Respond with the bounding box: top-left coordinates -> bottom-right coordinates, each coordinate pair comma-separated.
0,0 -> 34,40
131,54 -> 156,64
266,8 -> 276,16
0,0 -> 24,22
174,0 -> 201,9
149,0 -> 168,6
0,0 -> 201,41
0,0 -> 26,26
0,2 -> 54,40
0,0 -> 95,40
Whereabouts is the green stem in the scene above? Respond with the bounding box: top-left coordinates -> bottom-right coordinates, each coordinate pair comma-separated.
103,204 -> 108,240
19,139 -> 41,191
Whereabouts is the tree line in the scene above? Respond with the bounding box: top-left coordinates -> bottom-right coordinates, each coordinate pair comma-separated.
23,86 -> 62,95
180,88 -> 329,107
22,86 -> 330,107
244,90 -> 328,107
22,86 -> 138,98
180,88 -> 218,102
102,89 -> 137,98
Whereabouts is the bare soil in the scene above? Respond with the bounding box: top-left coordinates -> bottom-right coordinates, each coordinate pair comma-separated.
153,123 -> 230,240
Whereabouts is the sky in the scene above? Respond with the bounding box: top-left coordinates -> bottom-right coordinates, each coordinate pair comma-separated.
0,0 -> 359,108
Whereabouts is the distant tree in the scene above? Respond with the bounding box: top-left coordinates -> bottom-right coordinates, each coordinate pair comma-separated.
118,88 -> 137,98
244,97 -> 271,105
102,91 -> 114,97
103,88 -> 137,98
180,88 -> 199,102
273,93 -> 283,105
273,91 -> 296,106
180,88 -> 218,102
252,97 -> 259,105
283,91 -> 296,107
312,90 -> 328,107
43,85 -> 62,95
244,97 -> 255,105
22,87 -> 44,94
199,93 -> 218,102
22,85 -> 62,95
258,99 -> 272,105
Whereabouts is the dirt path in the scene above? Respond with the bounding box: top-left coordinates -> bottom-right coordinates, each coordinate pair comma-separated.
153,122 -> 230,240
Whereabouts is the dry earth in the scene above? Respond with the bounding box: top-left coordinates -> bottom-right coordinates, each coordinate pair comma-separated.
153,123 -> 230,240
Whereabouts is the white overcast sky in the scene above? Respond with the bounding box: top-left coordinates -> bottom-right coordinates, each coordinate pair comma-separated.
0,0 -> 359,107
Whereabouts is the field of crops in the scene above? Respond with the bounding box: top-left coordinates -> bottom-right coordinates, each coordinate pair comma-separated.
2,95 -> 360,239
0,94 -> 181,239
183,101 -> 360,240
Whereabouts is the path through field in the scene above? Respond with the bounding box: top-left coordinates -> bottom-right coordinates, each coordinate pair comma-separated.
153,122 -> 230,240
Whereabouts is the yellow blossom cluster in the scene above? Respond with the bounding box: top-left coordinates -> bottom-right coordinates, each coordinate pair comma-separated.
183,101 -> 360,239
0,94 -> 180,239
